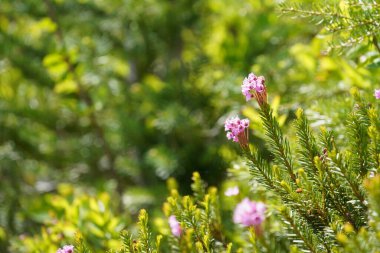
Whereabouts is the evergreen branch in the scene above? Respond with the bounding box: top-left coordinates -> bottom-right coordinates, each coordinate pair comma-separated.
244,148 -> 278,191
314,153 -> 366,229
249,107 -> 336,231
347,101 -> 371,177
365,176 -> 380,226
326,20 -> 378,34
294,109 -> 320,179
328,155 -> 366,205
154,235 -> 162,253
201,194 -> 212,238
368,108 -> 380,170
138,209 -> 152,253
325,174 -> 357,229
74,234 -> 92,253
322,133 -> 367,206
313,128 -> 367,229
167,236 -> 180,253
246,148 -> 331,232
191,172 -> 206,203
259,103 -> 297,183
280,0 -> 380,53
121,231 -> 135,253
181,197 -> 209,252
280,207 -> 321,253
346,1 -> 380,8
326,36 -> 366,54
206,188 -> 225,246
280,4 -> 351,21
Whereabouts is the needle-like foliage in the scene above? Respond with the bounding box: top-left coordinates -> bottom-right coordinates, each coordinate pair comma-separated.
280,0 -> 380,54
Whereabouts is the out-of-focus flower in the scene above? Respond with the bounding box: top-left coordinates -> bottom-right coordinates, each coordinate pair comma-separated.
374,89 -> 380,99
242,73 -> 267,106
168,215 -> 182,237
57,245 -> 74,253
233,198 -> 266,227
224,116 -> 250,148
225,186 -> 239,196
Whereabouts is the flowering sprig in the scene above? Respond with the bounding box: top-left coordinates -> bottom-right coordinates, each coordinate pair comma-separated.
242,72 -> 298,182
242,73 -> 267,106
224,116 -> 250,149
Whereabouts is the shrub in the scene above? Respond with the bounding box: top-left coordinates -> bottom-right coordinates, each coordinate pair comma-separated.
65,76 -> 379,252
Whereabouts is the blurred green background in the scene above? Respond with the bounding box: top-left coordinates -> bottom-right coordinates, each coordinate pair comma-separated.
1,0 -> 379,252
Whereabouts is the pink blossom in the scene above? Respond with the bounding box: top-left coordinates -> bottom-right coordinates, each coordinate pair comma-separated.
224,186 -> 239,196
224,116 -> 249,144
374,89 -> 380,99
168,215 -> 182,237
233,198 -> 266,227
57,245 -> 74,253
242,73 -> 267,105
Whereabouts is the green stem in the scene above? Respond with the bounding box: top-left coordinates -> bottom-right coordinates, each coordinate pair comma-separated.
244,149 -> 276,190
260,103 -> 297,183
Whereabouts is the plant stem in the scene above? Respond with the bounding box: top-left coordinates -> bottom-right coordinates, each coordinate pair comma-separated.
260,103 -> 297,183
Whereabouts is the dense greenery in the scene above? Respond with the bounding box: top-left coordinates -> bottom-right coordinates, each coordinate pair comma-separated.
0,0 -> 379,252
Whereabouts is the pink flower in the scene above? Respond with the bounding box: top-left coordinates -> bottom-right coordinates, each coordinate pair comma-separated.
374,89 -> 380,99
242,73 -> 267,106
233,198 -> 266,227
57,245 -> 74,253
168,215 -> 182,237
225,186 -> 239,196
224,116 -> 249,147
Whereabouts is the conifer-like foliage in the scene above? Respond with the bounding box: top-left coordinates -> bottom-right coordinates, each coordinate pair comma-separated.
244,88 -> 379,252
71,87 -> 379,252
40,63 -> 379,252
280,0 -> 380,62
280,0 -> 380,56
80,49 -> 379,252
72,172 -> 293,252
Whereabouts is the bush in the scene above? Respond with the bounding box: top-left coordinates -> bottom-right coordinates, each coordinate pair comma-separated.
61,77 -> 379,252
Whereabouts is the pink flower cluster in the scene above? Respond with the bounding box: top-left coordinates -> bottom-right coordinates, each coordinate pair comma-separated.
242,73 -> 266,102
168,215 -> 182,237
375,89 -> 380,99
224,116 -> 249,143
233,198 -> 266,227
57,245 -> 74,253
